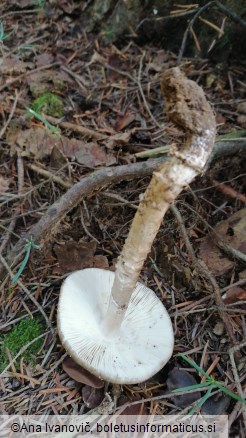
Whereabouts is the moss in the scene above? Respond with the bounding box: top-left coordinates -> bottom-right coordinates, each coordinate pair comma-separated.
32,92 -> 64,117
0,317 -> 44,372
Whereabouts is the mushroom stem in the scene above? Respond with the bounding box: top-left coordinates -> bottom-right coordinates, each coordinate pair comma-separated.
104,67 -> 216,328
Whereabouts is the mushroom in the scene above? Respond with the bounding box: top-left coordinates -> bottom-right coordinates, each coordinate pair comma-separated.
58,268 -> 174,383
57,68 -> 216,384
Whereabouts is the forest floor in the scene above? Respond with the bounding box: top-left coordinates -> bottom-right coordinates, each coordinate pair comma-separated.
0,2 -> 245,436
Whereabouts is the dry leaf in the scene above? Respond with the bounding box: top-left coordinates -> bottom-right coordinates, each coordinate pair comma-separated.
214,209 -> 246,253
49,145 -> 67,170
8,127 -> 116,167
199,238 -> 234,276
223,286 -> 246,305
28,70 -> 73,97
54,241 -> 97,271
35,53 -> 55,67
82,386 -> 104,409
0,56 -> 27,75
62,357 -> 104,388
199,209 -> 246,276
87,51 -> 107,67
106,131 -> 131,149
93,255 -> 109,269
115,112 -> 135,131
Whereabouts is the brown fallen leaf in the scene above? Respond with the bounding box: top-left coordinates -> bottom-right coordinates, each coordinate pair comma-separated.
223,286 -> 246,305
62,357 -> 104,389
115,112 -> 136,131
82,386 -> 104,409
199,209 -> 246,276
8,127 -> 116,167
106,131 -> 131,149
0,55 -> 27,75
199,238 -> 234,276
93,255 -> 109,269
27,69 -> 73,97
49,145 -> 67,170
74,141 -> 116,166
54,241 -> 97,271
59,0 -> 80,14
35,53 -> 55,68
214,209 -> 246,253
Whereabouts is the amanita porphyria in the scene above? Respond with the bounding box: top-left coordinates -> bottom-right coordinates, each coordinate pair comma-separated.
57,67 -> 216,384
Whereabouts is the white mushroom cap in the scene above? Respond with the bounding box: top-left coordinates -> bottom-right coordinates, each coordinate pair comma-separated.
57,268 -> 174,384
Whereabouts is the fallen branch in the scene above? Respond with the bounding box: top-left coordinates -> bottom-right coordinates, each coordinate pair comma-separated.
1,139 -> 242,277
0,157 -> 167,273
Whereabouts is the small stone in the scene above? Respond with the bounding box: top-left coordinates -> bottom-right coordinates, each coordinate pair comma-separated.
237,115 -> 246,129
213,321 -> 224,336
11,379 -> 21,389
236,102 -> 246,114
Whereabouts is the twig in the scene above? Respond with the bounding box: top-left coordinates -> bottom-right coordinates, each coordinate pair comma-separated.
136,8 -> 199,31
0,90 -> 20,139
44,116 -> 108,141
2,158 -> 168,265
229,341 -> 246,423
101,192 -> 138,210
137,51 -> 162,129
171,204 -> 238,345
80,205 -> 99,244
101,58 -> 162,128
0,62 -> 61,92
215,1 -> 246,27
178,1 -> 215,63
60,65 -> 88,95
0,253 -> 52,331
1,135 -> 245,277
0,153 -> 24,255
211,178 -> 246,203
40,352 -> 67,382
103,63 -> 135,83
216,241 -> 246,264
0,9 -> 41,19
0,333 -> 48,376
220,279 -> 246,293
26,163 -> 72,189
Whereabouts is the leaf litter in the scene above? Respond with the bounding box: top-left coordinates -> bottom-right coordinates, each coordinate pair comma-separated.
0,0 -> 245,427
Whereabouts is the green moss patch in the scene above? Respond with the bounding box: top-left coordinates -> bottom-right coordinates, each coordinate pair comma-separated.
32,92 -> 64,117
0,317 -> 44,372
